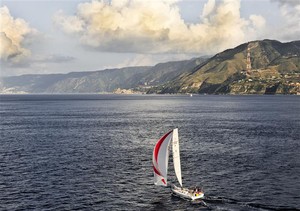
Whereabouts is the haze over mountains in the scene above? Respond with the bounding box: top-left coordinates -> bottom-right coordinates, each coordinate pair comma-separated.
1,40 -> 299,95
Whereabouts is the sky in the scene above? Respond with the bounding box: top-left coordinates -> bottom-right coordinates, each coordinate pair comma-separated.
0,0 -> 299,77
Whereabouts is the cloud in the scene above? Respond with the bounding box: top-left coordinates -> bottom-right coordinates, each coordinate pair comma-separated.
53,10 -> 84,34
202,0 -> 216,18
1,53 -> 76,77
0,6 -> 36,63
99,53 -> 197,73
1,53 -> 77,77
112,53 -> 194,68
32,54 -> 76,63
271,0 -> 300,40
54,0 -> 265,55
118,54 -> 157,67
272,0 -> 300,7
249,15 -> 266,29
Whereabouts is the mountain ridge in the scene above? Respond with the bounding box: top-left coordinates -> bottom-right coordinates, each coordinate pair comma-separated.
147,39 -> 300,94
1,39 -> 299,94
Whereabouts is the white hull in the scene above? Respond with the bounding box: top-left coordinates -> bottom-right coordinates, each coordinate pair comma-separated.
171,185 -> 204,201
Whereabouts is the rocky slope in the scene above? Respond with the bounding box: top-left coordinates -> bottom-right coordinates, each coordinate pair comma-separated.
148,40 -> 300,94
1,40 -> 299,94
0,57 -> 207,94
0,67 -> 149,93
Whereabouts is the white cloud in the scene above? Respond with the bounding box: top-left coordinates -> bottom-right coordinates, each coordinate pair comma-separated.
32,54 -> 76,63
272,0 -> 300,7
54,0 -> 265,55
249,15 -> 266,29
202,0 -> 216,18
53,10 -> 84,34
1,53 -> 77,77
274,0 -> 300,40
118,54 -> 156,67
0,6 -> 36,63
114,53 -> 194,68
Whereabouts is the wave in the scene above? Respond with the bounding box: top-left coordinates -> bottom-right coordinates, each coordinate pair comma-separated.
203,196 -> 300,210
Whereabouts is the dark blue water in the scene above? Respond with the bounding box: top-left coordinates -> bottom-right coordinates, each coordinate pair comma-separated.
0,94 -> 299,210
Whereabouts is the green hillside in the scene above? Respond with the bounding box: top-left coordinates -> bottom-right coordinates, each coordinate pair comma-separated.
1,40 -> 299,95
149,40 -> 300,94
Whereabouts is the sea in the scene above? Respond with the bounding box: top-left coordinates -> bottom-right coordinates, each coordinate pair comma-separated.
0,94 -> 299,211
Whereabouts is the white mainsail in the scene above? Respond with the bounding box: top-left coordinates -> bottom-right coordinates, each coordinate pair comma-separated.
152,130 -> 173,186
153,128 -> 204,200
172,128 -> 183,187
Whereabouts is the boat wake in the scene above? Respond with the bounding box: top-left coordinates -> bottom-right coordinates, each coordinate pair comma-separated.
202,196 -> 300,211
152,129 -> 300,211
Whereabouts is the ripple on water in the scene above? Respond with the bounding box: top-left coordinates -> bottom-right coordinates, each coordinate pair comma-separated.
0,95 -> 299,210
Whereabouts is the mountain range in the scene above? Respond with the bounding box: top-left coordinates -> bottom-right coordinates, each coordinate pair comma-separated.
1,39 -> 299,94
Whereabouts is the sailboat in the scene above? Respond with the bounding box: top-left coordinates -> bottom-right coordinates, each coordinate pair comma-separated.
152,128 -> 204,200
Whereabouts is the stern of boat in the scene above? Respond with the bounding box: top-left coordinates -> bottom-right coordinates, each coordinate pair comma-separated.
171,185 -> 204,201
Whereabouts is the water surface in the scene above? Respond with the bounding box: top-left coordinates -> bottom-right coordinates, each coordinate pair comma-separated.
0,94 -> 299,210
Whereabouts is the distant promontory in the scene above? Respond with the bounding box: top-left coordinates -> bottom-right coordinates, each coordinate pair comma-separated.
1,40 -> 299,95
